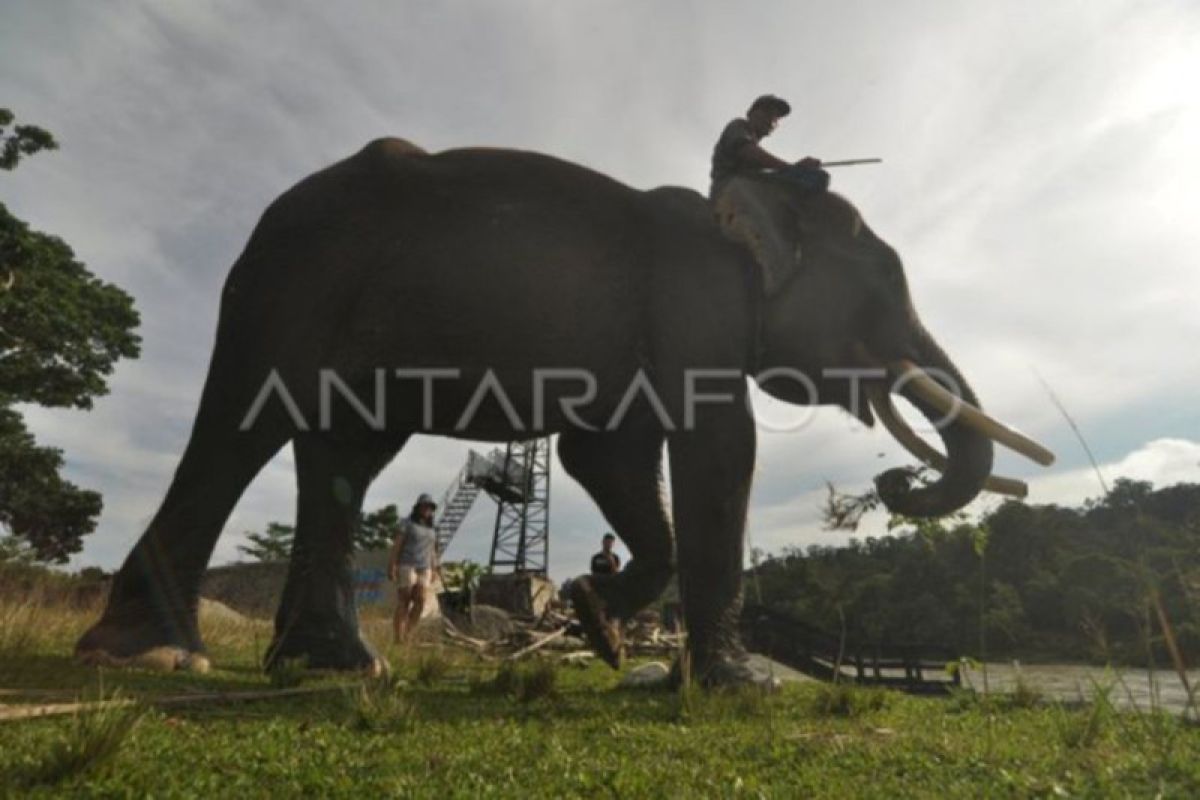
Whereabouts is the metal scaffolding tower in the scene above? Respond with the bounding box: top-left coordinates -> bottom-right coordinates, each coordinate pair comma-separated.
488,438 -> 551,574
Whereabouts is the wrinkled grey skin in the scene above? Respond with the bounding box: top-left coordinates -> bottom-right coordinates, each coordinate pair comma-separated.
76,139 -> 992,685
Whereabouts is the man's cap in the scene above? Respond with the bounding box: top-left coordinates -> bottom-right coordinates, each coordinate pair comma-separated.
748,94 -> 791,117
602,532 -> 616,541
416,492 -> 438,508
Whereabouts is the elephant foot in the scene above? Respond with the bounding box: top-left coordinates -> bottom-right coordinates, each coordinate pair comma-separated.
569,576 -> 624,669
265,624 -> 385,676
672,650 -> 782,692
75,616 -> 209,673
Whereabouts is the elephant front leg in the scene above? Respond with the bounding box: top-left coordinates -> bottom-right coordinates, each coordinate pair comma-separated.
266,432 -> 403,674
558,421 -> 675,668
668,405 -> 769,688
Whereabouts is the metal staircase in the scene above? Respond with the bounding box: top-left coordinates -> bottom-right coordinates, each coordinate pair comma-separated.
433,448 -> 536,557
433,466 -> 482,555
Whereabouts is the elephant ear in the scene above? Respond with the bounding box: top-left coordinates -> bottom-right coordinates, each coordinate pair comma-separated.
713,176 -> 799,296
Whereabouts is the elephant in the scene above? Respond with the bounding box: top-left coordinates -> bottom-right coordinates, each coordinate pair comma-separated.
75,137 -> 1053,684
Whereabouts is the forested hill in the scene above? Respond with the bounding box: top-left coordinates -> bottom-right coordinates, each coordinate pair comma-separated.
748,480 -> 1200,664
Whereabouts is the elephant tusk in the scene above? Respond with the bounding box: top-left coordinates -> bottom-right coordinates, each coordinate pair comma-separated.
890,359 -> 1056,467
867,385 -> 1029,498
1,271 -> 12,292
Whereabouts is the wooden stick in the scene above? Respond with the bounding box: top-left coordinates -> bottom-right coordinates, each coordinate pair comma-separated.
0,698 -> 136,723
821,158 -> 882,168
505,626 -> 568,661
442,631 -> 493,655
0,684 -> 355,723
441,620 -> 492,651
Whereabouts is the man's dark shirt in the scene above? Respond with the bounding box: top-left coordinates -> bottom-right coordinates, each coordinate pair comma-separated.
590,550 -> 621,576
709,117 -> 762,196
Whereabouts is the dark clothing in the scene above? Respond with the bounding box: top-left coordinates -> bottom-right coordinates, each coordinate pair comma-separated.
590,550 -> 621,576
710,118 -> 831,198
709,118 -> 763,197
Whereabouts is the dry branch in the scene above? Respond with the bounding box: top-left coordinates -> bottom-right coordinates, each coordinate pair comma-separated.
505,626 -> 568,661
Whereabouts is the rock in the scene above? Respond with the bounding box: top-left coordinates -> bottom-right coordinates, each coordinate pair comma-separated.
474,574 -> 556,617
744,654 -> 811,684
619,661 -> 671,689
198,597 -> 252,625
409,615 -> 450,644
200,562 -> 288,618
442,605 -> 516,641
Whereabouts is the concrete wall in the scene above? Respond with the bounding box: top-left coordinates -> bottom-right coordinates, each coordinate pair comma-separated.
199,561 -> 288,619
201,550 -> 440,620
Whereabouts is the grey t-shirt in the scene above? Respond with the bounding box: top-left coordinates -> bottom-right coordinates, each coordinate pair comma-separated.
396,519 -> 437,568
709,118 -> 762,195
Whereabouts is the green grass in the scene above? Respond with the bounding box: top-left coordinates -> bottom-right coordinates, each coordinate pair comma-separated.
470,660 -> 560,703
7,688 -> 147,790
4,595 -> 1200,796
807,681 -> 891,717
267,657 -> 309,690
413,652 -> 451,687
342,674 -> 417,734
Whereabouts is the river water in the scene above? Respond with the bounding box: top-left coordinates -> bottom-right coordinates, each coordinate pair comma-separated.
963,663 -> 1200,715
756,655 -> 1199,715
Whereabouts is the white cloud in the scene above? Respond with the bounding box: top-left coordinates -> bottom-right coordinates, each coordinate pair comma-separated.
2,1 -> 1195,585
1026,437 -> 1200,508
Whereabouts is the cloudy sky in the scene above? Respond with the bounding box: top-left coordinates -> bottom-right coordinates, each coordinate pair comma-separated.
3,0 -> 1198,582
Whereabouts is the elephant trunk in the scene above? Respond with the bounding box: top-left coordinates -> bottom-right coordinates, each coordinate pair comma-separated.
872,334 -> 994,518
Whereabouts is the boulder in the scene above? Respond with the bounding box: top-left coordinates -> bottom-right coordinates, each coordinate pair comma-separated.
619,661 -> 671,689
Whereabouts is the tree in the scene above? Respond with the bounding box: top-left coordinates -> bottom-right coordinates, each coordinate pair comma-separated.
237,522 -> 295,562
237,504 -> 407,562
0,405 -> 102,562
0,533 -> 36,565
356,504 -> 401,551
760,479 -> 1200,664
0,110 -> 141,562
0,109 -> 57,171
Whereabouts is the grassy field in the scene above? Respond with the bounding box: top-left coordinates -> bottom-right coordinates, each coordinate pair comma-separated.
3,589 -> 1200,797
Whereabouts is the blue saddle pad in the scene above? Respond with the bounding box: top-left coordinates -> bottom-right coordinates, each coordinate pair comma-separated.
778,164 -> 830,192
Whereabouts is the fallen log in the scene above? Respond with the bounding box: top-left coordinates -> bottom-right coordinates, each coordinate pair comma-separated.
0,684 -> 354,723
442,620 -> 492,652
505,626 -> 568,661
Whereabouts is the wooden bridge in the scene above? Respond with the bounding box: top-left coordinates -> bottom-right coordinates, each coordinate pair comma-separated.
740,605 -> 961,694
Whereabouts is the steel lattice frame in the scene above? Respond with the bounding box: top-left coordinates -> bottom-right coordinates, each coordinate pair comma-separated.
487,438 -> 551,574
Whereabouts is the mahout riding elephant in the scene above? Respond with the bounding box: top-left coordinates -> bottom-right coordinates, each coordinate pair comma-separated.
76,138 -> 1053,685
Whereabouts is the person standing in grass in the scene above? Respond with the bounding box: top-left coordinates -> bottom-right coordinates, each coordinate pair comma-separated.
388,493 -> 441,644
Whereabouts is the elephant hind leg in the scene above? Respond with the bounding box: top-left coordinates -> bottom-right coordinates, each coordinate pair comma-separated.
75,410 -> 292,671
559,422 -> 675,668
266,430 -> 408,674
